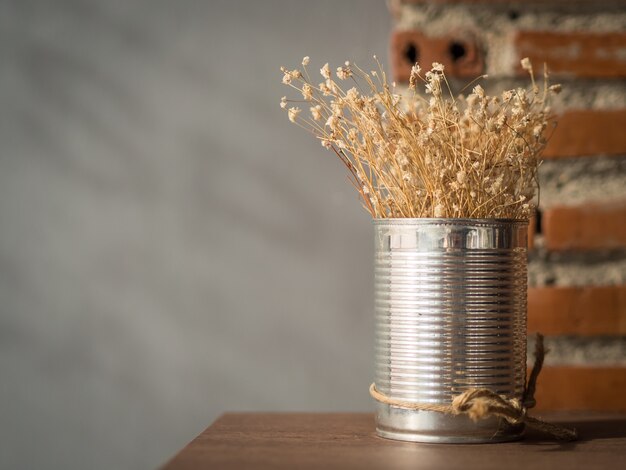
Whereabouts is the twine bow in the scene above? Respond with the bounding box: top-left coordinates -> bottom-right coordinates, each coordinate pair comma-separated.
370,333 -> 578,441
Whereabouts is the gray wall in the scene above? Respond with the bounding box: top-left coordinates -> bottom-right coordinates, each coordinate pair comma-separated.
0,1 -> 391,469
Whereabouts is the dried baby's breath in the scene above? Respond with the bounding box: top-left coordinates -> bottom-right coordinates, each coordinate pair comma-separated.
310,105 -> 322,121
280,56 -> 560,220
287,107 -> 301,123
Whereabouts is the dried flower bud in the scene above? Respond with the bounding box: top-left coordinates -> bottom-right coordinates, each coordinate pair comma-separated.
336,65 -> 352,80
280,96 -> 287,109
409,64 -> 421,90
520,57 -> 532,71
281,68 -> 301,84
301,83 -> 313,101
433,204 -> 445,217
310,105 -> 322,121
325,115 -> 339,131
346,87 -> 359,101
288,107 -> 301,123
431,62 -> 444,72
456,171 -> 467,185
331,101 -> 343,117
302,56 -> 310,66
325,79 -> 338,94
396,153 -> 409,166
472,85 -> 485,98
320,63 -> 331,79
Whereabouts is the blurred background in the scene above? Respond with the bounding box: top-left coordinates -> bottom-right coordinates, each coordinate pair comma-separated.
1,1 -> 389,469
2,1 -> 625,469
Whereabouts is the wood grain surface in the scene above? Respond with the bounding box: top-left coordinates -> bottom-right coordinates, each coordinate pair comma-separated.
162,412 -> 626,469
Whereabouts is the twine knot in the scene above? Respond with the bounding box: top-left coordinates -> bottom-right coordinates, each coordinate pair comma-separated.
451,389 -> 526,425
370,334 -> 578,441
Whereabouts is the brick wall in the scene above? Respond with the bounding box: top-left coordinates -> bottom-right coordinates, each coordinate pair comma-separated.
389,0 -> 626,411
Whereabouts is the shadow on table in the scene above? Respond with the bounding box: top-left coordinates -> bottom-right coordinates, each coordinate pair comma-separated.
522,416 -> 626,451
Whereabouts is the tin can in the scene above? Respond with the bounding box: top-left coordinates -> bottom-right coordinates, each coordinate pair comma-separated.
373,219 -> 528,443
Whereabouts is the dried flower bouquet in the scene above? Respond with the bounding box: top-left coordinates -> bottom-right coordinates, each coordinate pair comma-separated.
280,56 -> 561,220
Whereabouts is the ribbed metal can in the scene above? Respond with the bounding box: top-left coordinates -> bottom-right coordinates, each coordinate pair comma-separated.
374,218 -> 528,443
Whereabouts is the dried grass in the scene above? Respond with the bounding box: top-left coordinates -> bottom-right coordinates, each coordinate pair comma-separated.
280,57 -> 560,220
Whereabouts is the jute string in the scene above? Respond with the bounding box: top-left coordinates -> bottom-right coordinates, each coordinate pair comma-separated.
369,333 -> 578,441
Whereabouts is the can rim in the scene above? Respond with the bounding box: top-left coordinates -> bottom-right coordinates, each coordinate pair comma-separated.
372,217 -> 528,226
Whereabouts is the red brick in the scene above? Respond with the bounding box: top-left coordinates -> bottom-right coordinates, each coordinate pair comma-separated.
391,30 -> 484,81
544,110 -> 626,159
543,201 -> 626,251
514,31 -> 626,78
532,367 -> 626,412
528,286 -> 626,336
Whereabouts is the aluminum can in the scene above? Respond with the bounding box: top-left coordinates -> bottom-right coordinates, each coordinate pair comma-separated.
374,218 -> 528,443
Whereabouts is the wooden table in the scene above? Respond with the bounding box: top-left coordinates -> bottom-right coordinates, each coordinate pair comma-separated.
162,412 -> 626,469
